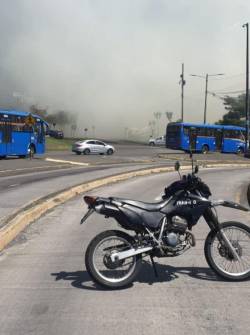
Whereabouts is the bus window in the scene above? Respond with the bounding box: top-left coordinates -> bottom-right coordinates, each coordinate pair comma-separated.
197,127 -> 207,136
183,126 -> 189,136
224,130 -> 242,139
207,128 -> 214,137
223,130 -> 231,138
232,130 -> 242,139
239,131 -> 245,141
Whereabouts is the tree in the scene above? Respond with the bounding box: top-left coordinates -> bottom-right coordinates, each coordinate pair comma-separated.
165,111 -> 173,122
46,110 -> 70,126
216,94 -> 246,126
30,105 -> 48,119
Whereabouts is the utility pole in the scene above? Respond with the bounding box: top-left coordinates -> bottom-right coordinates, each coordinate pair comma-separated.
190,73 -> 224,123
204,74 -> 208,123
243,23 -> 249,152
179,63 -> 186,122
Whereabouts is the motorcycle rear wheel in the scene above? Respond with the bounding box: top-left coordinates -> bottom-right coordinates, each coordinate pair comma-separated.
205,222 -> 250,281
85,230 -> 141,289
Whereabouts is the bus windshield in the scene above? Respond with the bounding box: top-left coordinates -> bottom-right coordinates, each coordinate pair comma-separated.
167,124 -> 181,135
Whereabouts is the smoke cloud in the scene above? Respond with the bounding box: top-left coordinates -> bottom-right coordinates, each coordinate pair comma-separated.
0,1 -> 249,138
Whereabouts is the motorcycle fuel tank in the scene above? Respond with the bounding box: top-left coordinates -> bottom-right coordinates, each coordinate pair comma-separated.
160,193 -> 211,227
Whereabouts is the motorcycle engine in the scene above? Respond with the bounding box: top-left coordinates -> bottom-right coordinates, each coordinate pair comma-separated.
162,216 -> 194,252
171,215 -> 188,233
165,232 -> 180,247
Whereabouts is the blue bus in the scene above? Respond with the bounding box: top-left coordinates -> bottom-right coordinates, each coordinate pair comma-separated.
0,110 -> 48,158
166,122 -> 246,154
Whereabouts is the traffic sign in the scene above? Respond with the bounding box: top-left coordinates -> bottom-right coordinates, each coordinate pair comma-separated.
25,113 -> 36,126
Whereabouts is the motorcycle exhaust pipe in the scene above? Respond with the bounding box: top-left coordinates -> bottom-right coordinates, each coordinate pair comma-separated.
110,246 -> 153,262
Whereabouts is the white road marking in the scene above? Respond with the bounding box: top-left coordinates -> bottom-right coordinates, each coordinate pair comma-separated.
45,158 -> 89,166
9,184 -> 20,187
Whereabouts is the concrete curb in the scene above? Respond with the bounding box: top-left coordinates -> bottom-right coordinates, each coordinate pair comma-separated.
0,163 -> 249,252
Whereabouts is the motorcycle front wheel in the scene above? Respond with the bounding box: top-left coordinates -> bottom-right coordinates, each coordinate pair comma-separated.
205,222 -> 250,281
85,230 -> 141,289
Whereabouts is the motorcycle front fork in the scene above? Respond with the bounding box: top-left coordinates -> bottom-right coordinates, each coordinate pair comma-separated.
203,208 -> 241,261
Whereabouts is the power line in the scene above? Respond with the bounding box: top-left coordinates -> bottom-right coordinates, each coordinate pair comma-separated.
210,89 -> 245,95
209,73 -> 248,80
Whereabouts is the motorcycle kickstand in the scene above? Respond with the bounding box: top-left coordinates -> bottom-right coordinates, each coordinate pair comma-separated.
149,255 -> 158,278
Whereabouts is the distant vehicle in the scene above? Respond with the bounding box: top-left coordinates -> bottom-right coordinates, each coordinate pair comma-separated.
48,129 -> 64,139
72,140 -> 115,155
149,135 -> 166,146
166,122 -> 245,154
0,110 -> 48,158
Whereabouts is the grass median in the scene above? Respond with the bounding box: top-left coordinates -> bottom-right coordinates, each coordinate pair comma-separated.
46,137 -> 83,151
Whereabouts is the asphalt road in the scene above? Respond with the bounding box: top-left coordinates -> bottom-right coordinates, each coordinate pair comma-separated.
0,144 -> 172,177
0,163 -> 162,220
0,144 -> 249,178
0,168 -> 249,335
1,143 -> 249,219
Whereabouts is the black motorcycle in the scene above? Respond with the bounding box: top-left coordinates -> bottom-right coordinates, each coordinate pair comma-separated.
81,157 -> 250,289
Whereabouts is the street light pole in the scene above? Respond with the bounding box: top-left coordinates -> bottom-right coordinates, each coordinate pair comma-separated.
190,73 -> 224,123
243,23 -> 249,152
179,63 -> 186,122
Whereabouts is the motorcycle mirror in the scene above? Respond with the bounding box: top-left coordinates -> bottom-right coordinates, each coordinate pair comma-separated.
175,161 -> 180,171
194,165 -> 199,174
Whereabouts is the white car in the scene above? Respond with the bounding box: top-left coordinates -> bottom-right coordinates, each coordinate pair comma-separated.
149,135 -> 166,146
72,140 -> 115,155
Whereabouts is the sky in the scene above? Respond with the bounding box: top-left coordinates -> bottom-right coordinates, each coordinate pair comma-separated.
0,0 -> 249,138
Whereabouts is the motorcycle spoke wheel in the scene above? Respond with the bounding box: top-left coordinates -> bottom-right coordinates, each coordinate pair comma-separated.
209,225 -> 250,278
92,236 -> 136,283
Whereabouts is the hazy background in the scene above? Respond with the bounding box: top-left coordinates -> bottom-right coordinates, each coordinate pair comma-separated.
0,0 -> 249,138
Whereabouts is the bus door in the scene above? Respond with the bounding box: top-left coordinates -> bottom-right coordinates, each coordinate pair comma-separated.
2,121 -> 12,155
215,129 -> 223,151
35,121 -> 46,154
189,127 -> 197,151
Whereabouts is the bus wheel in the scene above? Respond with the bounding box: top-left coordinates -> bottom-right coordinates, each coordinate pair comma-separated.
237,147 -> 244,155
201,145 -> 209,154
18,155 -> 26,159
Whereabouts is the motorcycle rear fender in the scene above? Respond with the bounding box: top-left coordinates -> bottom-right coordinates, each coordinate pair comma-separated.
80,202 -> 120,225
96,203 -> 120,215
213,200 -> 249,212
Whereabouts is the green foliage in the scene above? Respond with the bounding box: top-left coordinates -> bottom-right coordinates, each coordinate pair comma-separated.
217,94 -> 246,126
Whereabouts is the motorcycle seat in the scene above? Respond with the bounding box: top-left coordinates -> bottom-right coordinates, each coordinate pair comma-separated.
110,197 -> 167,212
